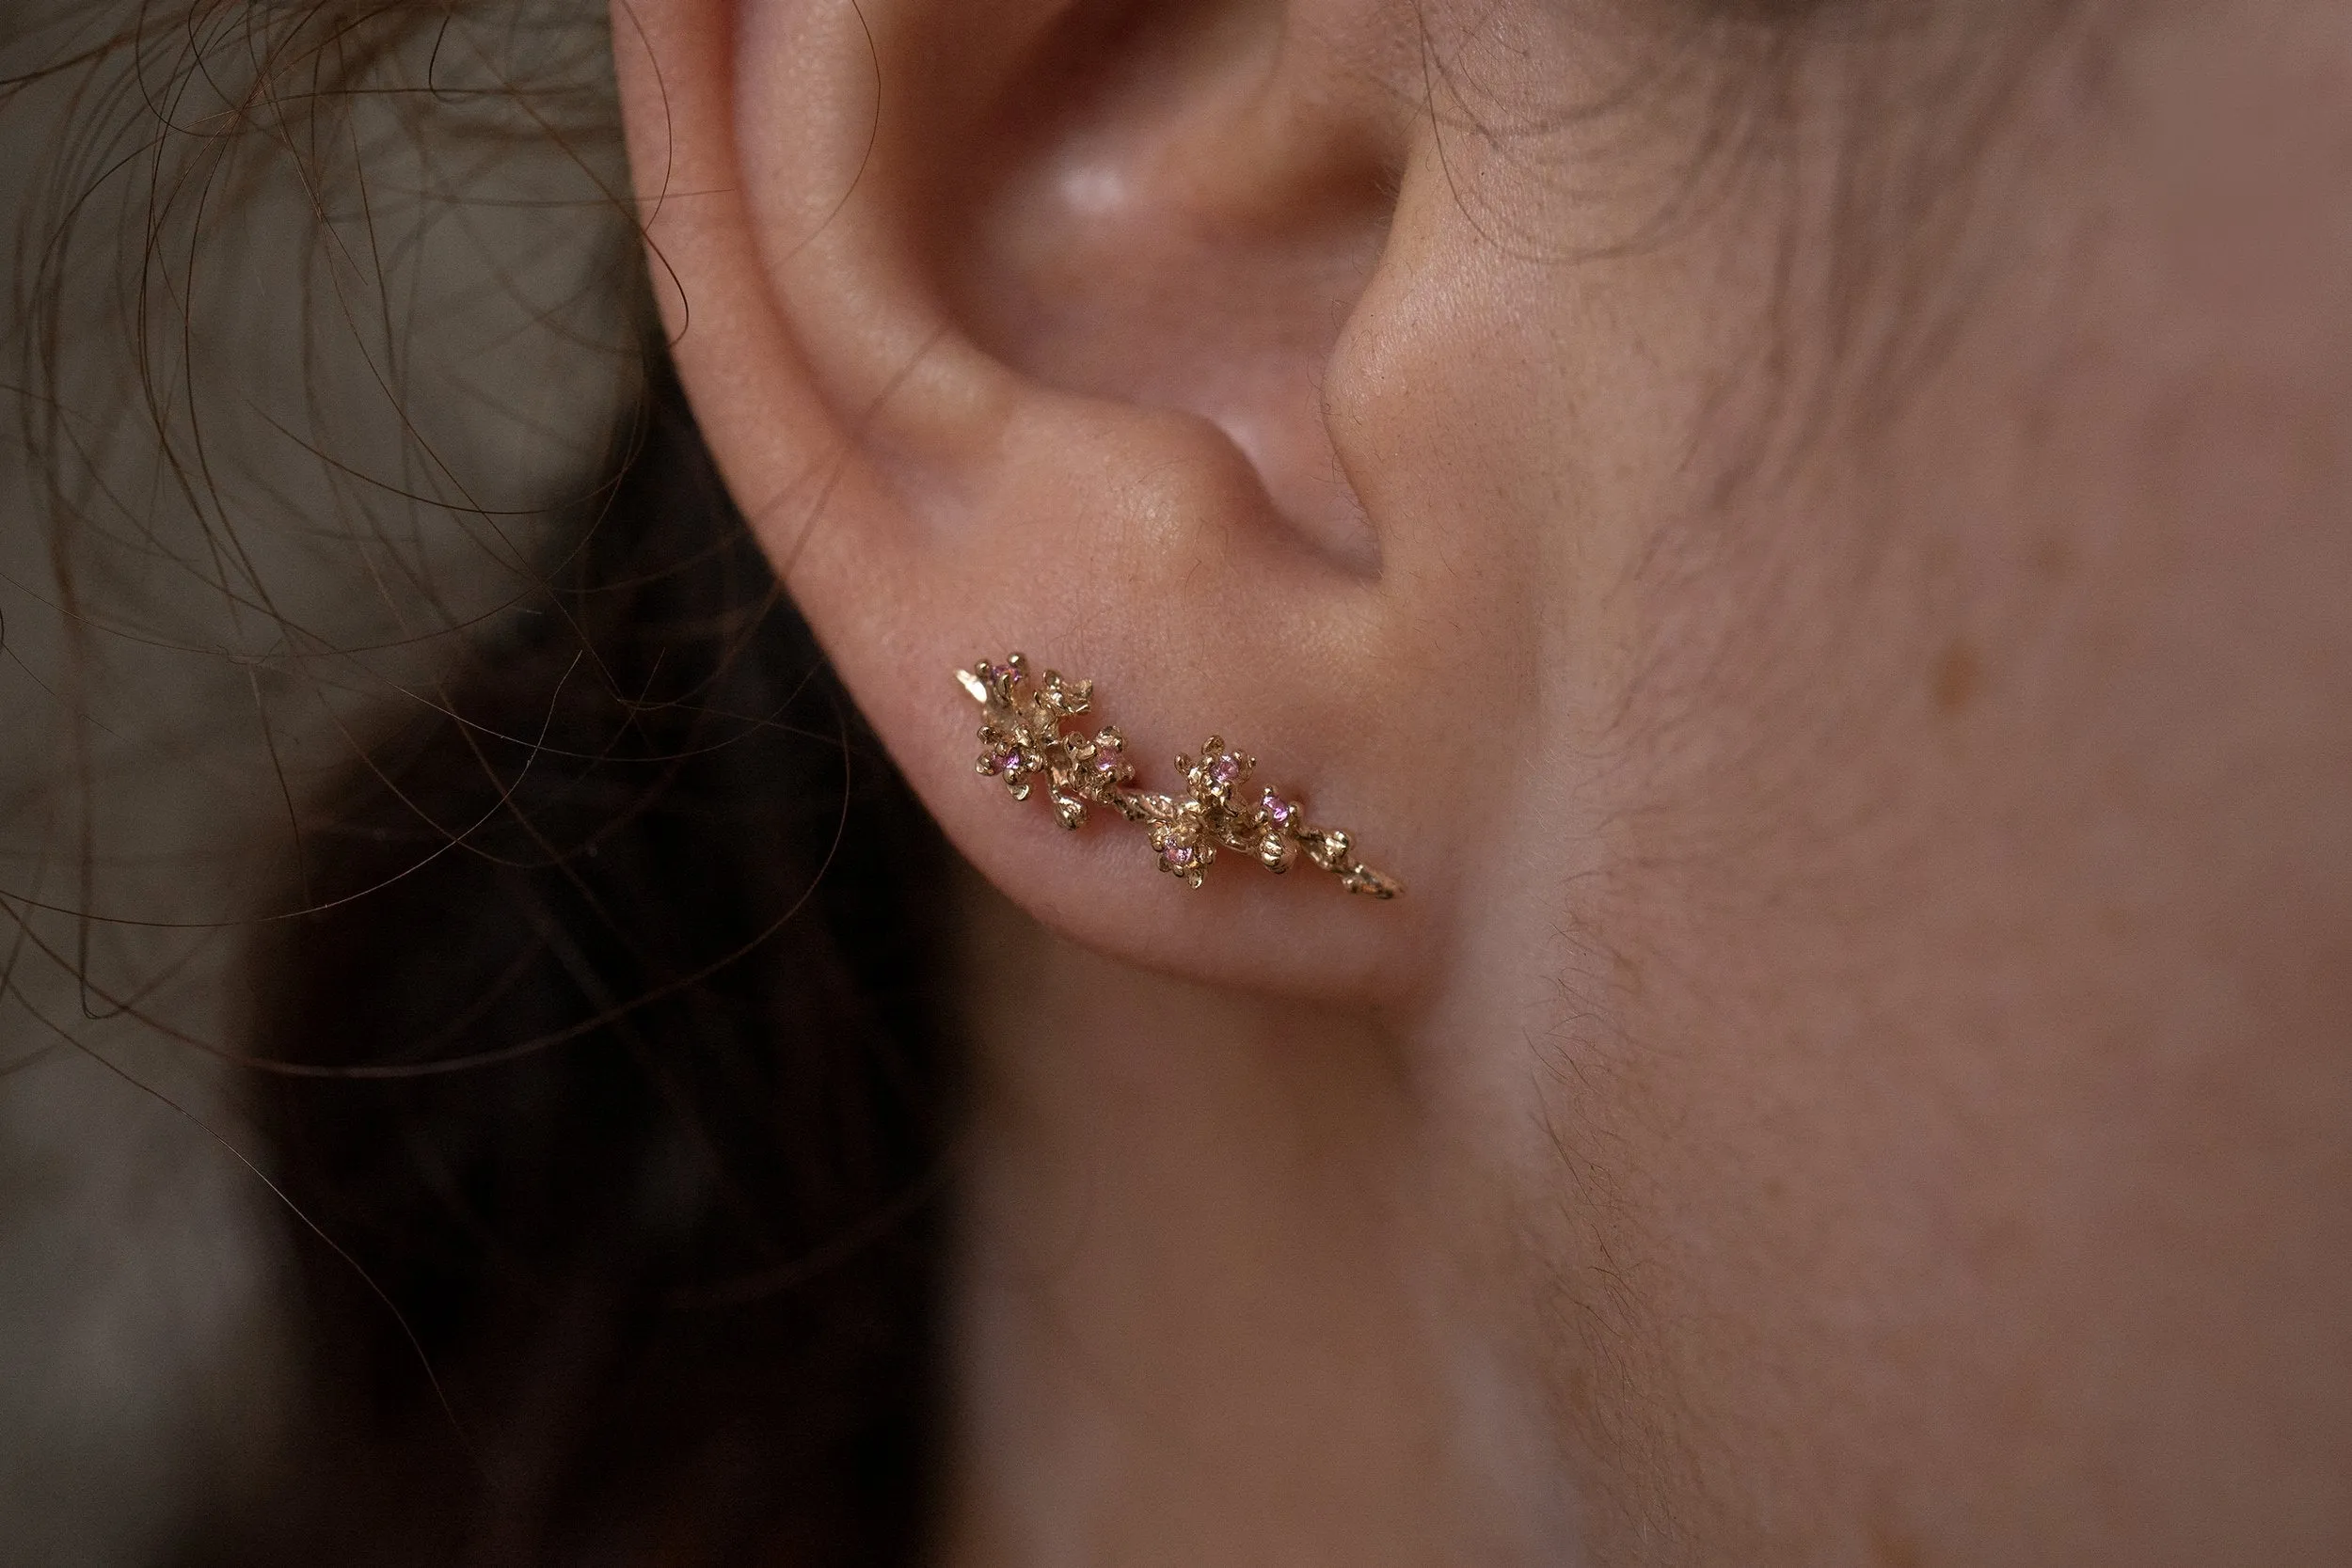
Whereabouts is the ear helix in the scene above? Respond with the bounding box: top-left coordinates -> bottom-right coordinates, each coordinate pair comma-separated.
958,653 -> 1402,899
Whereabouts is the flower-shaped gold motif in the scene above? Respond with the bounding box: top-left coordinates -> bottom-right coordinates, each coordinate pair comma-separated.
957,653 -> 1400,898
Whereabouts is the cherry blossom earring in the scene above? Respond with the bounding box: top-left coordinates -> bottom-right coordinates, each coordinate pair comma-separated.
957,653 -> 1401,898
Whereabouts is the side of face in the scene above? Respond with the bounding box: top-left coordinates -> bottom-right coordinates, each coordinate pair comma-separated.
612,0 -> 2352,1558
1424,3 -> 2352,1557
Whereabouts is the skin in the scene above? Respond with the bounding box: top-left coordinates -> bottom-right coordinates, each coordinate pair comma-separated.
611,0 -> 2352,1560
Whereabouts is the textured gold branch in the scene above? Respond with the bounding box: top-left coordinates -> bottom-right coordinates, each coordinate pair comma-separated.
956,652 -> 1401,898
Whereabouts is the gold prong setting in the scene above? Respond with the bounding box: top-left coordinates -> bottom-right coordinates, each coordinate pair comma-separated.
959,652 -> 1401,899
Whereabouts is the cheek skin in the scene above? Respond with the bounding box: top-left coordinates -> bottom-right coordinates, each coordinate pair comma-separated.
1370,8 -> 2352,1564
1325,129 -> 1732,932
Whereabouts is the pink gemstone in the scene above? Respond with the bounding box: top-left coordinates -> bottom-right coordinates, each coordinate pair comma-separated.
995,750 -> 1023,774
1265,795 -> 1294,827
1093,752 -> 1120,775
1210,754 -> 1242,786
1165,845 -> 1195,867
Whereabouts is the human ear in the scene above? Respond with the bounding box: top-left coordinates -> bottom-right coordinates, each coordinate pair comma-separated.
610,0 -> 1502,1001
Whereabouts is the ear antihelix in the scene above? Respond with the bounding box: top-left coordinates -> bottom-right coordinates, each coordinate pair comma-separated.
957,652 -> 1403,899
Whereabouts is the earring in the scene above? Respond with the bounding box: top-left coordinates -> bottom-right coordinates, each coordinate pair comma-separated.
957,653 -> 1401,898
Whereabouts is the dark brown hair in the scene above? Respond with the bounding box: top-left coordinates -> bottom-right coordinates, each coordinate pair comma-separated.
186,364 -> 959,1568
4,0 -> 958,1557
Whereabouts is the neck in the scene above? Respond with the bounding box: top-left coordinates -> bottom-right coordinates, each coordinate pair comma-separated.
936,876 -> 1575,1565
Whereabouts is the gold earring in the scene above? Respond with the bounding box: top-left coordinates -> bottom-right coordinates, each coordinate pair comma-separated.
956,653 -> 1401,898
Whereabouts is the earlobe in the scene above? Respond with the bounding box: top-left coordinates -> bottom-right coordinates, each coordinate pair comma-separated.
612,0 -> 1444,999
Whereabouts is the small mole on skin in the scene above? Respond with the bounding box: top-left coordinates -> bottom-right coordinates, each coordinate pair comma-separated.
2033,534 -> 2074,580
1560,1362 -> 1594,1418
1612,948 -> 1645,1001
1931,641 -> 1980,716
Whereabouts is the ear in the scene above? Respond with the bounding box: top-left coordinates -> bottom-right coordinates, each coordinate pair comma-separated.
610,0 -> 1492,1002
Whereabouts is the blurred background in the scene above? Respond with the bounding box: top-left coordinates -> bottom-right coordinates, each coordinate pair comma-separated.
0,2 -> 640,1557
